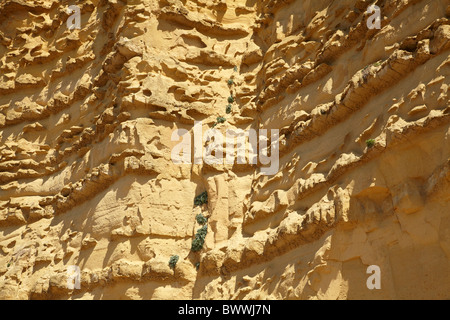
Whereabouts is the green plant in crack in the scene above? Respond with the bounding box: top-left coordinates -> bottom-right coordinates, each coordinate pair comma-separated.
366,139 -> 376,148
169,255 -> 179,269
212,116 -> 226,128
216,116 -> 226,124
196,213 -> 208,225
191,225 -> 208,252
228,95 -> 235,104
227,79 -> 234,86
226,104 -> 232,114
194,191 -> 208,207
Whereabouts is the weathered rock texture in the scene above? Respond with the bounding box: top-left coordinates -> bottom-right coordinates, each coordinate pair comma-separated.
0,0 -> 449,300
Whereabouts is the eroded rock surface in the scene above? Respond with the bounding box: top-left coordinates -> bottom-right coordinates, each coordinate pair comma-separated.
0,0 -> 449,299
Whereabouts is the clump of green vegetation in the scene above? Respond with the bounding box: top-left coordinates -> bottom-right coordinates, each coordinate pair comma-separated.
227,79 -> 234,86
196,213 -> 208,225
191,225 -> 208,252
366,139 -> 376,148
194,191 -> 208,207
212,116 -> 226,128
226,104 -> 232,114
195,262 -> 200,270
228,96 -> 235,103
216,116 -> 226,124
233,66 -> 238,72
373,61 -> 382,67
169,255 -> 179,269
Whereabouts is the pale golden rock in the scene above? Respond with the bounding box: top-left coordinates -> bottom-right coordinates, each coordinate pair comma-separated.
0,0 -> 449,301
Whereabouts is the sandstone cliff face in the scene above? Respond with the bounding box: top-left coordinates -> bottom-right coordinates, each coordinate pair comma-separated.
0,0 -> 449,300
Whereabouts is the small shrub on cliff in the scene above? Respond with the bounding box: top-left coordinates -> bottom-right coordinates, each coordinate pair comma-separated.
196,213 -> 208,225
191,225 -> 208,252
366,139 -> 376,148
228,96 -> 235,103
226,104 -> 232,114
216,116 -> 226,124
227,79 -> 234,86
194,191 -> 208,207
169,255 -> 179,269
